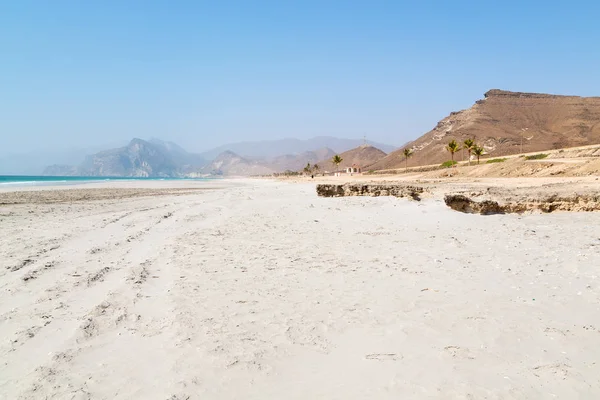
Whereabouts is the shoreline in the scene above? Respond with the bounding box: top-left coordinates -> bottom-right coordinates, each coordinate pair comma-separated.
3,174 -> 600,212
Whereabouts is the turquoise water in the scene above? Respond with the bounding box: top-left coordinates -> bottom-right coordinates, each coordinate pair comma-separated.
0,175 -> 212,186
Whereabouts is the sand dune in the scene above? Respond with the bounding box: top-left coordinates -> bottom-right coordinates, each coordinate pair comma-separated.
1,179 -> 600,399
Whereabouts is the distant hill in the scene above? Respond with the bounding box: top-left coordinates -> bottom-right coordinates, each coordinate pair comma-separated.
369,89 -> 600,170
269,147 -> 336,172
196,151 -> 274,176
39,136 -> 394,177
193,147 -> 339,176
200,136 -> 396,160
148,138 -> 205,168
317,145 -> 387,171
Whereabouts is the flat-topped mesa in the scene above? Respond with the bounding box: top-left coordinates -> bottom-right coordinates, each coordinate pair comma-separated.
368,88 -> 600,171
483,89 -> 600,100
316,183 -> 427,200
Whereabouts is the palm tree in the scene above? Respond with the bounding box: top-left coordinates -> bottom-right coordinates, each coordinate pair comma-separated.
331,155 -> 343,172
402,148 -> 413,172
463,138 -> 475,165
446,139 -> 460,163
312,163 -> 320,173
303,162 -> 312,175
472,145 -> 485,164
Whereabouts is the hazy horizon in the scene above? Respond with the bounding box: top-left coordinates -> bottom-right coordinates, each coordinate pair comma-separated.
0,135 -> 397,157
2,1 -> 600,157
0,135 -> 400,175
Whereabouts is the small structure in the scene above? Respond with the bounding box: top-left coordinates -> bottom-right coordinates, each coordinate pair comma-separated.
345,164 -> 361,174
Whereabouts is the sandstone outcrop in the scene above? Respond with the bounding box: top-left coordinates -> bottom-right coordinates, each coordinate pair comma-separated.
316,184 -> 427,200
444,191 -> 600,214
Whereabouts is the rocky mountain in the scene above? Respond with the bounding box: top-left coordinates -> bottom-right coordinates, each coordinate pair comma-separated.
197,151 -> 274,176
43,138 -> 206,177
316,145 -> 387,171
369,89 -> 600,170
77,138 -> 180,177
200,136 -> 396,160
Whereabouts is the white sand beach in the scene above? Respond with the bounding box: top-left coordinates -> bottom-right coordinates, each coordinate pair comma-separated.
1,179 -> 600,399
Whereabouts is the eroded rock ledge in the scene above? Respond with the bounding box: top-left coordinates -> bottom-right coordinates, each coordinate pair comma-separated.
483,89 -> 596,99
316,183 -> 600,214
316,184 -> 427,200
444,193 -> 600,214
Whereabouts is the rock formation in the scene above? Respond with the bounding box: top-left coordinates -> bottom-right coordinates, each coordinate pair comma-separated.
369,89 -> 600,170
444,190 -> 600,214
316,181 -> 600,214
316,184 -> 427,200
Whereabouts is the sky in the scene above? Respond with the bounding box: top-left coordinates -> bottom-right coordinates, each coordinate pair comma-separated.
1,0 -> 600,155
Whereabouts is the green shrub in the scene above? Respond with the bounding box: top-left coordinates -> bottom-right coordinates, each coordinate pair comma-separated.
440,160 -> 458,168
486,158 -> 507,164
525,153 -> 548,160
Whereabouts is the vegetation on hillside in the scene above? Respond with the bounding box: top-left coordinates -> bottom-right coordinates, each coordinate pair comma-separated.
440,160 -> 458,168
273,170 -> 301,177
525,153 -> 549,160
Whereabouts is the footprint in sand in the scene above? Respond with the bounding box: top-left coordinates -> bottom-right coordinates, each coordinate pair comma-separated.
532,363 -> 571,379
444,345 -> 475,360
365,353 -> 403,361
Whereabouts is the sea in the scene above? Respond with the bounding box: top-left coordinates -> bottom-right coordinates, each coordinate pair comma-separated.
0,175 -> 212,187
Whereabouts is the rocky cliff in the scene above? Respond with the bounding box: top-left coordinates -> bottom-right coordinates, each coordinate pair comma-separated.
369,89 -> 600,170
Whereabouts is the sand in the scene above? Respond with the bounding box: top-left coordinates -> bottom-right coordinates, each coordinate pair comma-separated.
1,178 -> 600,399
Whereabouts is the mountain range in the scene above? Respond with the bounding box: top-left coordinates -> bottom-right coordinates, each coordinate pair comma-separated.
41,137 -> 393,177
199,137 -> 396,160
16,88 -> 600,176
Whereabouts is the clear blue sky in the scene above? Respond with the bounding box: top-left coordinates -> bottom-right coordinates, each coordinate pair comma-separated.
1,0 -> 599,154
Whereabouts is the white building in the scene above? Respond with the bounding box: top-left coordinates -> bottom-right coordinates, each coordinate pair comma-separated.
345,164 -> 361,174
